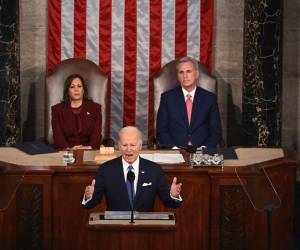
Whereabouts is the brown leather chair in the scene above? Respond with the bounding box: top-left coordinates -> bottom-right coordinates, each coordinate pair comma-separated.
45,58 -> 108,145
153,60 -> 217,130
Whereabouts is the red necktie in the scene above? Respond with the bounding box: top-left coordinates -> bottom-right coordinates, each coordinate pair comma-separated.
186,94 -> 192,125
186,94 -> 193,146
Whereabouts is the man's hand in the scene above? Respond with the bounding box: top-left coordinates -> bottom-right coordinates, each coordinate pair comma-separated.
85,179 -> 96,200
170,177 -> 182,198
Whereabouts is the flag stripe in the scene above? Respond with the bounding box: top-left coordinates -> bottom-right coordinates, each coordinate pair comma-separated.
135,0 -> 150,142
148,0 -> 162,139
161,0 -> 175,66
175,0 -> 188,58
200,0 -> 213,69
110,0 -> 124,141
61,0 -> 74,60
99,0 -> 112,137
86,0 -> 100,63
123,0 -> 137,127
48,0 -> 61,72
187,0 -> 201,60
99,0 -> 112,73
74,0 -> 87,58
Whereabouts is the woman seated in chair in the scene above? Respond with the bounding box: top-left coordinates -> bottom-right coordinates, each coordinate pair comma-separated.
51,74 -> 102,150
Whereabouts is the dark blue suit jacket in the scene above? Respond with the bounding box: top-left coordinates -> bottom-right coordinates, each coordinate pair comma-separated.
82,156 -> 180,211
156,86 -> 222,148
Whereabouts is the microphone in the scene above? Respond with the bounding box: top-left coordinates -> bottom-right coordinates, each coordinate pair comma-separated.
127,171 -> 135,223
127,170 -> 135,184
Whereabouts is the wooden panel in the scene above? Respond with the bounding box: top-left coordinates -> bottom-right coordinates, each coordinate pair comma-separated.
0,193 -> 17,250
0,174 -> 52,250
220,185 -> 246,250
265,165 -> 295,250
155,173 -> 210,250
52,174 -> 100,250
16,184 -> 43,250
88,231 -> 175,250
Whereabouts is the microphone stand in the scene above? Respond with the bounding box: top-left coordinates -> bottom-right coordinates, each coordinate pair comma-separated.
264,204 -> 274,250
127,171 -> 135,224
130,180 -> 134,224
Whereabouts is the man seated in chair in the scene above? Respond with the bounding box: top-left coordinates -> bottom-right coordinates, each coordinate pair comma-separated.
156,56 -> 222,149
82,126 -> 182,211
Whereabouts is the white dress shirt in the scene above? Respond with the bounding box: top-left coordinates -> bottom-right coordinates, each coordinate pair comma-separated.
182,86 -> 196,102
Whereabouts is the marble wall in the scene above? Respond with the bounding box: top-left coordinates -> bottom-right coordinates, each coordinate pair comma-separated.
0,1 -> 20,146
19,1 -> 300,157
243,0 -> 282,147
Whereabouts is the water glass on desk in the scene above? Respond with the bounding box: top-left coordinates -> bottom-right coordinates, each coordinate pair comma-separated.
63,150 -> 75,165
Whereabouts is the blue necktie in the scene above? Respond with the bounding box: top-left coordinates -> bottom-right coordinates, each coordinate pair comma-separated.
126,165 -> 135,206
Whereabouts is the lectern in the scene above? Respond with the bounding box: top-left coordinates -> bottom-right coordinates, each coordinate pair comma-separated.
87,212 -> 176,250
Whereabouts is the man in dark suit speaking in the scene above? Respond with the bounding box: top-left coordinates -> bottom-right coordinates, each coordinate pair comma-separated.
156,56 -> 222,149
82,126 -> 182,211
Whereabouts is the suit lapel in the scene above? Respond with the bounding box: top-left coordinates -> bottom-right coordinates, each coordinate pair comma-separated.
190,87 -> 203,131
114,157 -> 131,203
174,87 -> 189,127
62,104 -> 78,135
134,159 -> 148,204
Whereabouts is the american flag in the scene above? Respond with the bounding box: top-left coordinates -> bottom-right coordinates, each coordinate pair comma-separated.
47,0 -> 213,142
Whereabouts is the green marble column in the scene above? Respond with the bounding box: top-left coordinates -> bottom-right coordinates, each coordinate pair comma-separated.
242,0 -> 283,147
0,0 -> 20,146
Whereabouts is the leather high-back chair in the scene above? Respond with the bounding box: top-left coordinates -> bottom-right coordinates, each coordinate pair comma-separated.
45,58 -> 108,145
153,60 -> 217,130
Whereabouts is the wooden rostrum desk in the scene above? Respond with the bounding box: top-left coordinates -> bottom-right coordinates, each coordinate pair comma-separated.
87,212 -> 176,250
0,147 -> 297,250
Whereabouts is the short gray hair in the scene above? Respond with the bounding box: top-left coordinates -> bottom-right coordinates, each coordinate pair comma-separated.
118,126 -> 143,144
176,56 -> 199,71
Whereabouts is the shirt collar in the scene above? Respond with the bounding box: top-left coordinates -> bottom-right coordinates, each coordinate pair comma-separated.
122,156 -> 140,173
182,87 -> 196,101
122,156 -> 139,192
